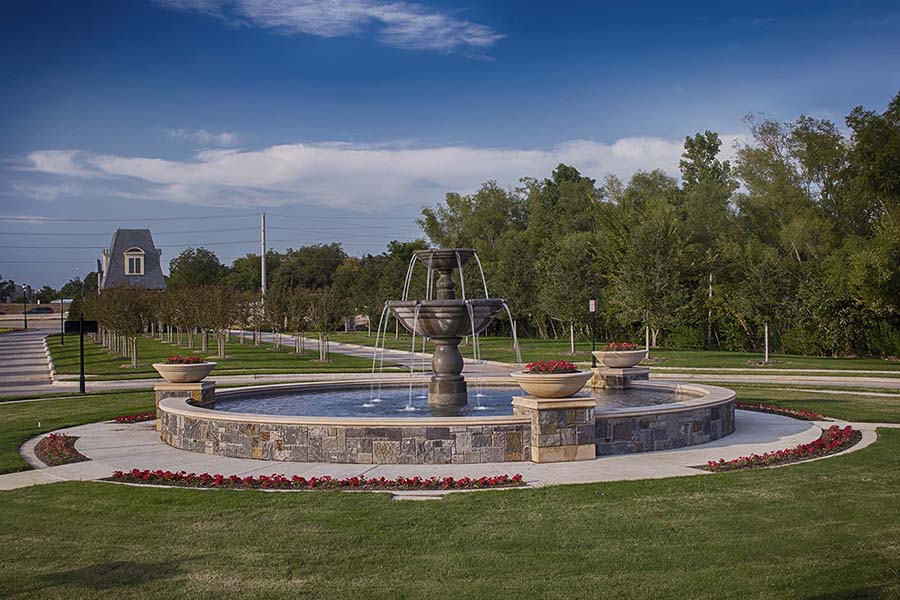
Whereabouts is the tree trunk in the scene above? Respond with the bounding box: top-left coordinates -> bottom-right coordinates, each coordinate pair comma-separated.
569,322 -> 575,354
395,317 -> 399,340
367,319 -> 371,337
254,329 -> 260,347
201,330 -> 208,352
188,329 -> 195,350
132,337 -> 138,368
651,328 -> 659,348
645,325 -> 650,351
218,333 -> 226,359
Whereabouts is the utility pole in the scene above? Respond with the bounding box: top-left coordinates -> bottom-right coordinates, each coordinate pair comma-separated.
59,294 -> 65,345
260,212 -> 267,297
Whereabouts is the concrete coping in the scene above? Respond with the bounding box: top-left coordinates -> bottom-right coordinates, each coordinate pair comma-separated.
593,381 -> 736,418
157,378 -> 734,427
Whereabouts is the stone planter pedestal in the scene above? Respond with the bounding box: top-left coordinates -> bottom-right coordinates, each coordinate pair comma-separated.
153,381 -> 216,431
590,367 -> 650,390
512,396 -> 596,463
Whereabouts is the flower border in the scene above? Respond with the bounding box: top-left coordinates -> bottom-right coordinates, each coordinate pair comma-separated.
34,433 -> 90,467
108,470 -> 526,491
702,425 -> 859,472
114,411 -> 157,424
735,402 -> 827,421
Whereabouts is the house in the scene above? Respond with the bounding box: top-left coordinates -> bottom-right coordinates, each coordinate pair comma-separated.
99,229 -> 166,290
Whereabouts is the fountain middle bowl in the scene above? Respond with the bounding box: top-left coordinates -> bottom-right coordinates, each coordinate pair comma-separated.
388,298 -> 505,339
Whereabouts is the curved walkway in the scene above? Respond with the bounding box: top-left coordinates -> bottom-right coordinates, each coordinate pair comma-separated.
2,411 -> 887,493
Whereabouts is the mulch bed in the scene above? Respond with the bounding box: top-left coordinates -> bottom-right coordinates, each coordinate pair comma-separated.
735,402 -> 827,421
700,425 -> 861,472
34,434 -> 90,467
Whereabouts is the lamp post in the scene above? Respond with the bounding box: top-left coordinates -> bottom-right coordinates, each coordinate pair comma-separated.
589,295 -> 597,368
79,277 -> 86,395
59,293 -> 65,345
22,285 -> 29,330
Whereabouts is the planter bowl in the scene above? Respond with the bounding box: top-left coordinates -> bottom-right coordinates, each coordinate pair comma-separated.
152,362 -> 216,383
592,349 -> 648,369
509,370 -> 592,399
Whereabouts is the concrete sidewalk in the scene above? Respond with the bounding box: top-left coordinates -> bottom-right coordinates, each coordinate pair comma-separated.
2,411 -> 889,493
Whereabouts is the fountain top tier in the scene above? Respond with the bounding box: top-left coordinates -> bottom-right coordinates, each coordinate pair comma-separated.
413,248 -> 475,270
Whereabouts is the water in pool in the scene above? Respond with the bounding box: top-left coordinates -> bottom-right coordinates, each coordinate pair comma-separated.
213,386 -> 686,418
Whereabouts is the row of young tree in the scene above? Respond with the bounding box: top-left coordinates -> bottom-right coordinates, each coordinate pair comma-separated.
78,284 -> 346,366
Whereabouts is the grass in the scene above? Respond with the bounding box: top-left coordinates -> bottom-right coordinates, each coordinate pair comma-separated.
331,331 -> 900,372
0,391 -> 154,474
0,327 -> 12,334
0,429 -> 897,599
729,385 -> 900,423
47,334 -> 392,380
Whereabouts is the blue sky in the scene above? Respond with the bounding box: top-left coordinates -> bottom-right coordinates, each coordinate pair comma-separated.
2,0 -> 899,287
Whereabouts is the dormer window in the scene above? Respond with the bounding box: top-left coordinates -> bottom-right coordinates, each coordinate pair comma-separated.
125,247 -> 145,275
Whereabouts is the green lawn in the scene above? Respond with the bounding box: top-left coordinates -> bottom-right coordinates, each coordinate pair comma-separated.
729,385 -> 900,423
0,391 -> 154,474
0,429 -> 897,599
47,334 -> 391,380
331,331 -> 900,372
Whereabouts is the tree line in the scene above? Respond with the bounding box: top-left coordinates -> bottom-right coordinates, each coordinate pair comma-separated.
66,89 -> 900,358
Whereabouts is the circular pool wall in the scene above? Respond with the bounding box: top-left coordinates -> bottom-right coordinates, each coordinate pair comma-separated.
157,379 -> 735,464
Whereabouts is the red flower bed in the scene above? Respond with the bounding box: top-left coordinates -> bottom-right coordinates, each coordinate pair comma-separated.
704,425 -> 858,472
114,411 -> 157,424
603,342 -> 639,351
34,434 -> 89,467
109,470 -> 526,491
735,402 -> 826,421
165,355 -> 206,364
524,360 -> 578,374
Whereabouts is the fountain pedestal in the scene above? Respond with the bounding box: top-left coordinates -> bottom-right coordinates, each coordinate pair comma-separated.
590,367 -> 650,390
512,396 -> 596,462
429,337 -> 467,407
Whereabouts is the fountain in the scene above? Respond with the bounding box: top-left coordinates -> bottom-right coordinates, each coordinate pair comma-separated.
386,249 -> 504,407
155,245 -> 737,465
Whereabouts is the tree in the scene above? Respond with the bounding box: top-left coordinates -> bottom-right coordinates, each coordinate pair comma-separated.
306,287 -> 342,361
537,233 -> 596,353
272,243 -> 346,290
203,285 -> 238,358
224,250 -> 284,292
609,204 -> 687,347
168,247 -> 226,288
36,285 -> 57,304
419,180 -> 527,260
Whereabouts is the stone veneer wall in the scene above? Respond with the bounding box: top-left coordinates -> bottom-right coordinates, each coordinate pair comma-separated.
160,410 -> 531,464
594,401 -> 734,455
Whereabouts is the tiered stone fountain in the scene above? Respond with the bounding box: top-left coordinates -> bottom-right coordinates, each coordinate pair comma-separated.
387,249 -> 504,407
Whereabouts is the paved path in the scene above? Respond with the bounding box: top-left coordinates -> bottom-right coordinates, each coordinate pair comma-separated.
0,325 -> 55,396
1,411 -> 890,493
4,329 -> 900,402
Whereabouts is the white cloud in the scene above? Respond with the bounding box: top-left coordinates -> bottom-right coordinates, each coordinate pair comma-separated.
167,128 -> 240,147
23,135 -> 746,210
154,0 -> 504,55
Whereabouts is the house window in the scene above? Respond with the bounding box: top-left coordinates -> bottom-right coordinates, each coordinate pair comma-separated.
124,248 -> 145,276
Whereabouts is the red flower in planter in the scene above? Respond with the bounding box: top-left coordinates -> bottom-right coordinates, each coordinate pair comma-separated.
603,342 -> 639,351
165,355 -> 206,364
524,360 -> 578,374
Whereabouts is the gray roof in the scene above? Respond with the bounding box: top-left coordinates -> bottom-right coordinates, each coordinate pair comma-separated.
100,229 -> 166,290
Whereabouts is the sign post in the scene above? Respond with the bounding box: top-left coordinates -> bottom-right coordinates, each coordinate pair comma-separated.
65,319 -> 97,395
589,298 -> 597,368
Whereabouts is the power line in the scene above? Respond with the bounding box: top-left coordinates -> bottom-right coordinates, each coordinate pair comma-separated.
0,227 -> 258,237
0,213 -> 258,222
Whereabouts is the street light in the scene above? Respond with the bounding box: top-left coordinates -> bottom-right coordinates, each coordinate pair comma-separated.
59,292 -> 66,345
22,284 -> 29,330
